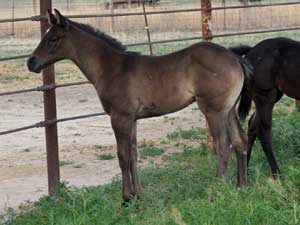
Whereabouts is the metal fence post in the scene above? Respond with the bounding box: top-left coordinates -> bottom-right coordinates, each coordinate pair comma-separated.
201,0 -> 214,153
40,0 -> 60,196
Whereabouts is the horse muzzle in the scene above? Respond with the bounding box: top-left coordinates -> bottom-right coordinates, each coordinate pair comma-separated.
27,56 -> 44,73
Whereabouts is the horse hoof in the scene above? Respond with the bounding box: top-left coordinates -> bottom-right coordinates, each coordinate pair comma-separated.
121,199 -> 131,208
271,172 -> 281,180
121,196 -> 141,208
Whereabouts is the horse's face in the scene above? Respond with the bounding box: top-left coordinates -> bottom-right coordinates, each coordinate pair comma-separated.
28,9 -> 70,73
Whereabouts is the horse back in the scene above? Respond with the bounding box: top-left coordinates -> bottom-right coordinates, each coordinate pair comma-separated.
246,37 -> 300,99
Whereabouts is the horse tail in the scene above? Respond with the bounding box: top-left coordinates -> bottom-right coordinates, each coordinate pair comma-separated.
238,58 -> 254,121
230,45 -> 252,56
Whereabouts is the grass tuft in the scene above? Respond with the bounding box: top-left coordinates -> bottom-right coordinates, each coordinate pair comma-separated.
139,144 -> 165,159
95,153 -> 115,160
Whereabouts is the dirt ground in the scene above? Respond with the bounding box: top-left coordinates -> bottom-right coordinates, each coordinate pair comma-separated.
0,84 -> 205,215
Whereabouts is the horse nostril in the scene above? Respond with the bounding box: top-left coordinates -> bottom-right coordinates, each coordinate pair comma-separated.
28,56 -> 36,65
27,56 -> 39,72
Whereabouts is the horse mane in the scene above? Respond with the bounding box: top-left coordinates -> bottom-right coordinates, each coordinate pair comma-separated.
69,19 -> 128,52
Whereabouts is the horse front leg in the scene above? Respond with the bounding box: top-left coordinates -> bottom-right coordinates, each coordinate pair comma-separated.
111,113 -> 135,202
130,121 -> 142,198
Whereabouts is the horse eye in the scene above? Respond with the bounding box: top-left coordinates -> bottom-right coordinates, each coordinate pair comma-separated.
49,37 -> 58,43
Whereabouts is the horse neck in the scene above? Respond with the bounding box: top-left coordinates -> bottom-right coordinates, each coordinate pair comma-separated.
69,29 -> 123,85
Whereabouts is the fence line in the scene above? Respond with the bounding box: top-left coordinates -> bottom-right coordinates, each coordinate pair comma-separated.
1,1 -> 300,24
0,112 -> 107,136
0,81 -> 90,97
2,24 -> 300,62
0,54 -> 31,62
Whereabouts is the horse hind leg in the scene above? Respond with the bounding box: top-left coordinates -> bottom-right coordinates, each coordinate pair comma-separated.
255,101 -> 280,176
227,108 -> 248,187
247,112 -> 257,168
201,109 -> 233,177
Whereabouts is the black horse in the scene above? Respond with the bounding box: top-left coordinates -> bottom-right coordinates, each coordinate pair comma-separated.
231,37 -> 300,176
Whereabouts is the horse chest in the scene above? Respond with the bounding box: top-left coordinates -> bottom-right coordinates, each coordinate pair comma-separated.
99,97 -> 113,115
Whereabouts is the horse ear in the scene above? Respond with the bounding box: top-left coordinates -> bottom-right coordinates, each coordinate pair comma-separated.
46,9 -> 57,26
54,9 -> 69,27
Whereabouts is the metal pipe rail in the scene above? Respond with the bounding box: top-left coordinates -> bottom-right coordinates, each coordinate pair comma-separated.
127,26 -> 300,46
0,1 -> 299,62
1,1 -> 300,24
0,54 -> 31,62
2,25 -> 300,62
0,112 -> 107,136
0,81 -> 90,97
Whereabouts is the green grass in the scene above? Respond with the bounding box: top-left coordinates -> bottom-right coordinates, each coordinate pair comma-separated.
59,160 -> 75,167
166,127 -> 206,141
2,106 -> 300,225
139,143 -> 165,159
95,153 -> 115,160
73,163 -> 85,169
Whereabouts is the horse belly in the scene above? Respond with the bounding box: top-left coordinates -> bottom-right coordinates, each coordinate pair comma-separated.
277,77 -> 300,100
136,90 -> 195,119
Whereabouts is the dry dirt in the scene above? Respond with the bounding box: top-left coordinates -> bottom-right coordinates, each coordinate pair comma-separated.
0,84 -> 205,215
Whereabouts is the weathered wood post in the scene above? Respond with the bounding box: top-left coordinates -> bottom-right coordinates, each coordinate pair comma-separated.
67,0 -> 71,10
32,0 -> 38,15
222,0 -> 226,31
110,0 -> 115,32
40,0 -> 60,195
142,0 -> 153,55
11,0 -> 15,36
201,0 -> 214,152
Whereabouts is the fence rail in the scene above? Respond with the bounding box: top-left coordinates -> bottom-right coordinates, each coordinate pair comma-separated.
0,81 -> 90,97
0,112 -> 106,136
3,25 -> 300,62
1,1 -> 300,24
1,1 -> 300,61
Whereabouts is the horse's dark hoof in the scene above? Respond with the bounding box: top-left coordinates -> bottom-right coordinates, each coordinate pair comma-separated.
122,199 -> 131,208
271,172 -> 281,180
121,196 -> 141,208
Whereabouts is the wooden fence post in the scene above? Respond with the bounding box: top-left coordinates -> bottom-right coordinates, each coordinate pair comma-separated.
11,0 -> 15,36
67,0 -> 71,10
141,1 -> 153,55
40,0 -> 60,196
33,0 -> 38,15
110,0 -> 115,32
222,0 -> 226,31
201,0 -> 214,153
